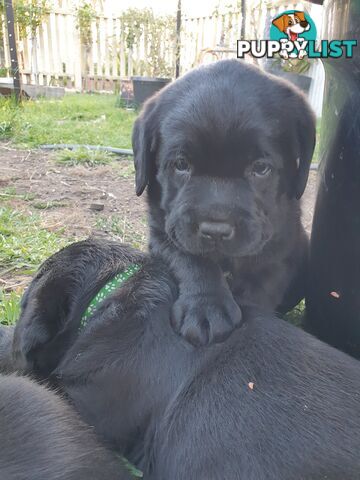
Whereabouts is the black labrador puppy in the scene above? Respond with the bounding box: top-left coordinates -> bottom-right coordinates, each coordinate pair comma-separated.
5,239 -> 360,480
0,373 -> 131,480
132,59 -> 315,346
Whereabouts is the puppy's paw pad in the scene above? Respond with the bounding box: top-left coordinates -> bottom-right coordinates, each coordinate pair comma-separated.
171,293 -> 242,346
179,317 -> 210,347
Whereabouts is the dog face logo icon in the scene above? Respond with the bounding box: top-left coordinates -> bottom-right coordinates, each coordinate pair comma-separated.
272,12 -> 310,42
270,10 -> 316,59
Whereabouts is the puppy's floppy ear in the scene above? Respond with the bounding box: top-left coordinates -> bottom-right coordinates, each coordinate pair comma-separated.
293,96 -> 316,199
276,83 -> 316,199
295,11 -> 306,22
272,15 -> 286,32
132,96 -> 161,196
12,268 -> 74,376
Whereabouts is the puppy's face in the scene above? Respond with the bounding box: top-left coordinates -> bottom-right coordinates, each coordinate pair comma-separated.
156,112 -> 281,257
133,60 -> 315,258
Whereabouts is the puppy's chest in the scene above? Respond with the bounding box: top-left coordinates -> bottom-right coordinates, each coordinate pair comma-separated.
221,258 -> 285,309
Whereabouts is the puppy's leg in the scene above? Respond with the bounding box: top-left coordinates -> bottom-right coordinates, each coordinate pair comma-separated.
154,244 -> 242,346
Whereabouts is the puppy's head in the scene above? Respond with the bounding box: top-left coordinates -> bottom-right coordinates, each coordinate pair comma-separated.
133,60 -> 315,258
272,12 -> 310,40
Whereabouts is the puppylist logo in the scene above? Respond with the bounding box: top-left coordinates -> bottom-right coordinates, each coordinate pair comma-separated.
237,10 -> 357,59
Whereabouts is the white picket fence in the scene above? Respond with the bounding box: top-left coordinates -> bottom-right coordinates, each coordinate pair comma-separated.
0,0 -> 320,93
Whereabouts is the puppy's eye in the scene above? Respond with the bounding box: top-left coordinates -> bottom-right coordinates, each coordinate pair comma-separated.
250,161 -> 273,177
175,156 -> 191,174
288,20 -> 293,26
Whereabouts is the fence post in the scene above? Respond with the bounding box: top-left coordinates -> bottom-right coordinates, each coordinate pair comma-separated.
74,23 -> 82,91
241,0 -> 247,40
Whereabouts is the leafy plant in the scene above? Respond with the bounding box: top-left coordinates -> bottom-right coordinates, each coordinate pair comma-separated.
76,1 -> 96,46
0,67 -> 9,77
120,8 -> 148,50
272,55 -> 311,75
120,8 -> 176,78
14,0 -> 50,39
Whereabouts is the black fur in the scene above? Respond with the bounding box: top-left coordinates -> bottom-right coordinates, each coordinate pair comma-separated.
0,374 -> 131,479
12,240 -> 144,377
132,59 -> 315,346
0,326 -> 15,374
5,239 -> 360,479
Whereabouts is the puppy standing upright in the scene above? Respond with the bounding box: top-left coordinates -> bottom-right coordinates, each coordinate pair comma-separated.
132,59 -> 315,346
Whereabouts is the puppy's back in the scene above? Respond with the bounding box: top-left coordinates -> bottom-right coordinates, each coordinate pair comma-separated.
148,308 -> 360,480
0,374 -> 131,480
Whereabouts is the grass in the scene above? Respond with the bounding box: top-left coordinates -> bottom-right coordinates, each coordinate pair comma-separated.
0,290 -> 22,326
115,158 -> 135,178
0,206 -> 73,325
121,458 -> 143,478
0,94 -> 136,149
0,206 -> 70,274
283,299 -> 305,327
55,148 -> 114,167
31,200 -> 68,210
96,215 -> 147,250
312,119 -> 322,165
0,187 -> 36,202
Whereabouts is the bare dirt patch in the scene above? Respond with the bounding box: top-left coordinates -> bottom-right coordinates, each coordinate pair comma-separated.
0,144 -> 148,241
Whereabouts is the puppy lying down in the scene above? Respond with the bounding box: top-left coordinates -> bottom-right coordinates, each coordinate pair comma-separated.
3,239 -> 360,480
0,373 -> 131,480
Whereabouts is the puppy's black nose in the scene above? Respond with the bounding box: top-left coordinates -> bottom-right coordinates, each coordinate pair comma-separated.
199,222 -> 235,241
300,20 -> 308,27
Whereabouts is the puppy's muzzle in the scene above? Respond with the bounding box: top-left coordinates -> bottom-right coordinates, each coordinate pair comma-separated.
199,221 -> 235,242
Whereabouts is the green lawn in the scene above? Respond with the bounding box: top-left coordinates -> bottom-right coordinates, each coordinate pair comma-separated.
0,206 -> 70,276
0,206 -> 73,325
0,93 -> 136,149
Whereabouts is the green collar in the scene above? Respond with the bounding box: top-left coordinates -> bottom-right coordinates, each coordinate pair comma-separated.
80,263 -> 141,330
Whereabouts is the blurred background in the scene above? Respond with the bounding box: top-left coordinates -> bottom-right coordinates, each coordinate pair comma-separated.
0,0 -> 324,112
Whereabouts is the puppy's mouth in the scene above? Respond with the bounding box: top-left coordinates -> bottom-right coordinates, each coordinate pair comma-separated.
289,31 -> 298,41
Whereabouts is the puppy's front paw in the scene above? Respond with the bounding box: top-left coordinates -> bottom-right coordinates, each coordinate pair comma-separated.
171,290 -> 242,346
